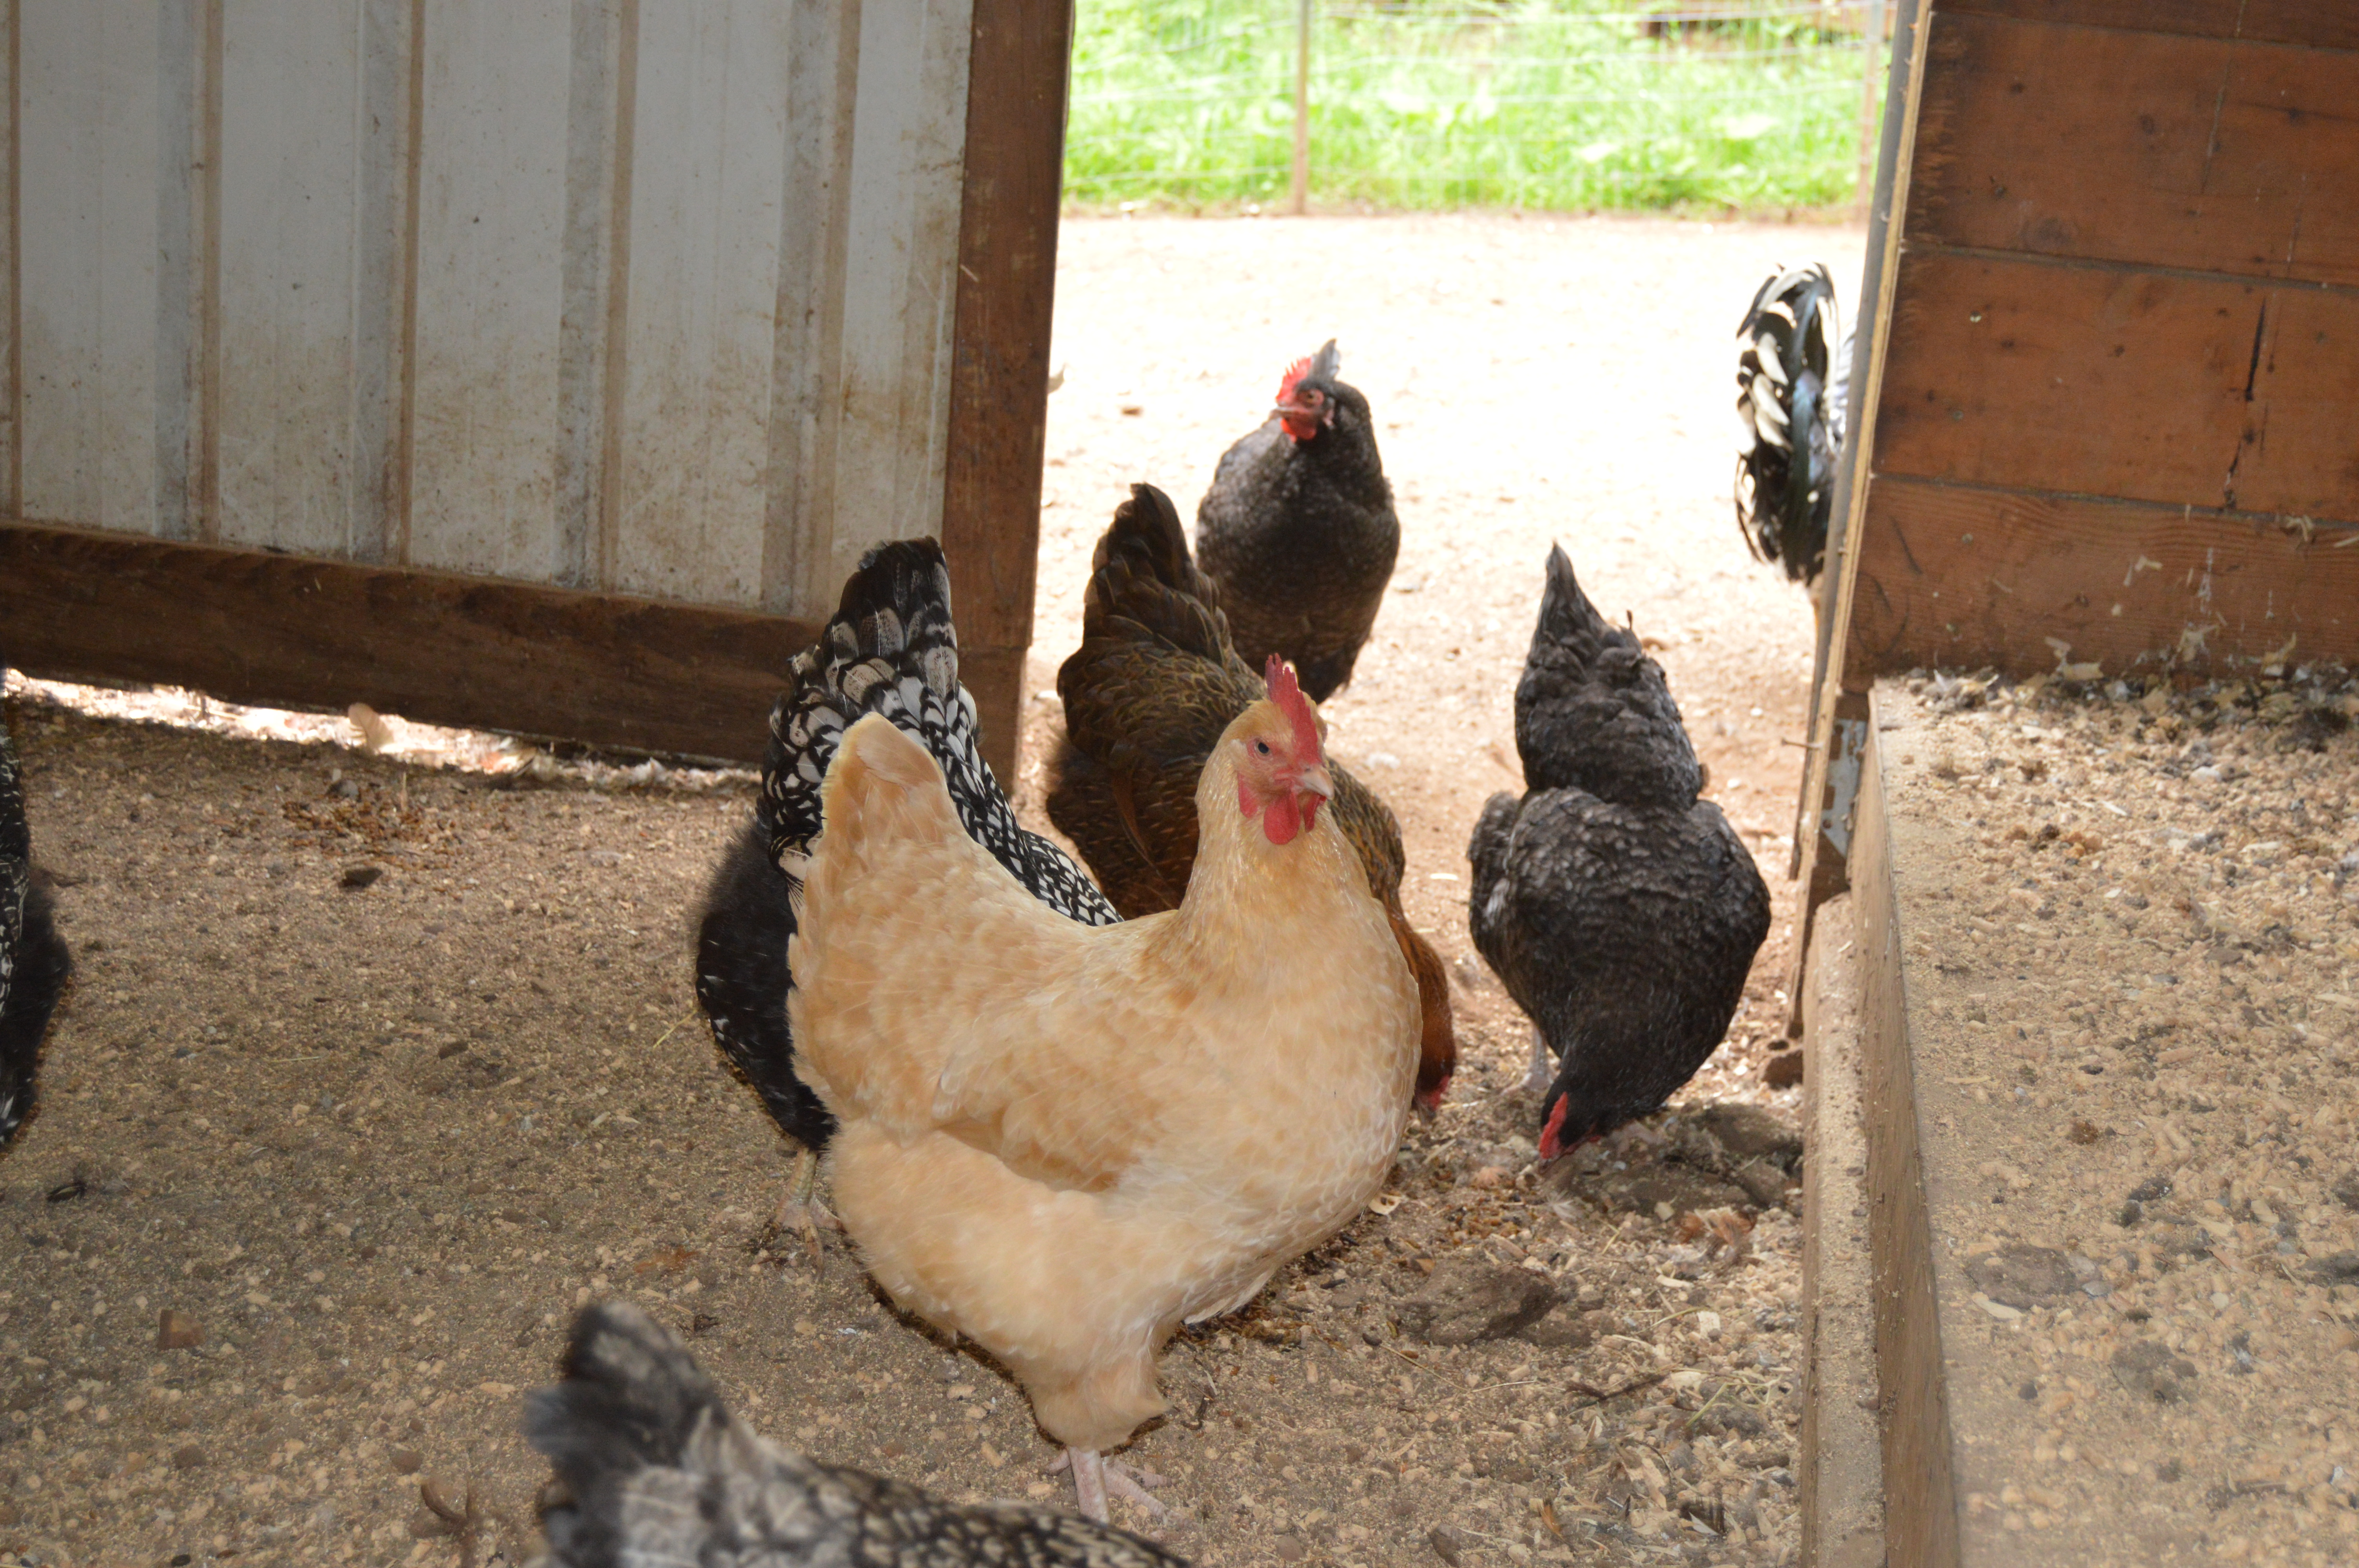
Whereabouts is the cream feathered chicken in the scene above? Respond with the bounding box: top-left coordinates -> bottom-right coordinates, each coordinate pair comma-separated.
787,659 -> 1418,1523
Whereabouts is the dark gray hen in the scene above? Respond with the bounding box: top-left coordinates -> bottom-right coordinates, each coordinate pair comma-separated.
2,718 -> 71,1148
529,1301 -> 1191,1568
1196,339 -> 1398,702
694,541 -> 1118,1218
1467,548 -> 1769,1158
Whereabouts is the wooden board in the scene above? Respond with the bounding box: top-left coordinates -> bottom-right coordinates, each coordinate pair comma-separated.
0,519 -> 812,764
1935,0 -> 2359,50
1912,13 -> 2359,287
1873,250 -> 2359,519
1845,476 -> 2359,679
1848,702 -> 1958,1568
942,0 -> 1077,787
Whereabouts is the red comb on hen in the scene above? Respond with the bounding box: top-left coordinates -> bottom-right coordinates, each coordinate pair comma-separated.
1274,353 -> 1316,407
1265,656 -> 1322,763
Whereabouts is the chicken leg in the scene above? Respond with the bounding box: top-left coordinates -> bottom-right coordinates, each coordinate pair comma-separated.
1519,1022 -> 1553,1095
775,1148 -> 841,1256
1056,1448 -> 1165,1525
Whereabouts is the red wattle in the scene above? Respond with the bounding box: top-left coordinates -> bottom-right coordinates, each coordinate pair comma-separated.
1537,1096 -> 1572,1160
1260,791 -> 1301,845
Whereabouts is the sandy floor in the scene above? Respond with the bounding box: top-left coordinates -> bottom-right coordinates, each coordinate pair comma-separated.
0,212 -> 1859,1568
1875,673 -> 2359,1565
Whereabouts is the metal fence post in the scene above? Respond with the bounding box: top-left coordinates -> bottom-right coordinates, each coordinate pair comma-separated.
1291,0 -> 1310,214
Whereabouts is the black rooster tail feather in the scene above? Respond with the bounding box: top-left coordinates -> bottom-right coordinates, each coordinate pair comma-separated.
1735,263 -> 1841,586
1309,338 -> 1341,382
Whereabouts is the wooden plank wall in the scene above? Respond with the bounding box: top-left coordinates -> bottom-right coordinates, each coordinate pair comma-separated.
1843,0 -> 2359,682
0,0 -> 1064,772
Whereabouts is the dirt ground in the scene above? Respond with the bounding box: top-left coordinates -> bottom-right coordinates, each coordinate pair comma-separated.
1874,673 -> 2359,1564
0,212 -> 1861,1568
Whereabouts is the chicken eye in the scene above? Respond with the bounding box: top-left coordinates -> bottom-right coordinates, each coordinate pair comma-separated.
1254,740 -> 1271,756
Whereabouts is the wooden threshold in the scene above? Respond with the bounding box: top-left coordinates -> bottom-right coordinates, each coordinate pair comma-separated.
0,518 -> 814,765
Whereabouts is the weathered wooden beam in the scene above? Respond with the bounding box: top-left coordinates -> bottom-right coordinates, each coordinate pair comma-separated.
1934,0 -> 2359,51
0,518 -> 812,765
1912,13 -> 2359,288
1846,477 -> 2359,680
943,0 -> 1074,791
1874,250 -> 2359,521
1849,691 -> 1958,1568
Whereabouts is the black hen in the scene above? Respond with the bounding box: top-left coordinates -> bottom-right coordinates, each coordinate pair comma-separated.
1196,339 -> 1398,702
1734,263 -> 1849,586
694,542 -> 1118,1217
2,716 -> 71,1149
529,1301 -> 1190,1568
1466,548 -> 1769,1157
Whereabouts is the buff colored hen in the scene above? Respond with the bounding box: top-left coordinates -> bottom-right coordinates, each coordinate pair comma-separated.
787,662 -> 1418,1523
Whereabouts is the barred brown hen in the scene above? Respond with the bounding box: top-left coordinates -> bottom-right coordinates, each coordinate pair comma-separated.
1050,483 -> 1454,1111
1196,340 -> 1398,702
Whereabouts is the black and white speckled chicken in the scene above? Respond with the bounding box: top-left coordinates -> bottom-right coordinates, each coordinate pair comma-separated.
694,542 -> 1118,1230
1734,263 -> 1850,588
528,1301 -> 1191,1568
1,714 -> 71,1148
1196,340 -> 1398,702
1466,548 -> 1769,1158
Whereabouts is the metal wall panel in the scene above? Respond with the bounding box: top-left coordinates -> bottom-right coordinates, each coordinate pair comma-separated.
18,0 -> 162,536
0,0 -> 1069,773
610,0 -> 790,608
405,0 -> 571,583
216,0 -> 363,557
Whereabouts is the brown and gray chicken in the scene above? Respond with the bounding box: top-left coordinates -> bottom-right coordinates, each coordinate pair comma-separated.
1050,483 -> 1453,1111
1,713 -> 70,1149
1467,547 -> 1769,1157
1196,340 -> 1398,702
527,1301 -> 1190,1567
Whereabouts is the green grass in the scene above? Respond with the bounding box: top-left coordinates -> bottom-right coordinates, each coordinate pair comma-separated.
1066,0 -> 1874,214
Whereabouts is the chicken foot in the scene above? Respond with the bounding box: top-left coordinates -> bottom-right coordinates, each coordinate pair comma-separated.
1053,1448 -> 1166,1525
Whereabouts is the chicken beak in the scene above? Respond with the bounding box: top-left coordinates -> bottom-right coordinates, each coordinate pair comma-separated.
1296,764 -> 1336,802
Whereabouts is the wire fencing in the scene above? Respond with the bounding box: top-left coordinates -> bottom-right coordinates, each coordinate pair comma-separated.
1066,0 -> 1888,213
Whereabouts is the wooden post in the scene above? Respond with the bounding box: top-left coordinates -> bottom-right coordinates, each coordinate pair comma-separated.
1855,0 -> 1885,217
1290,0 -> 1309,215
942,0 -> 1077,789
